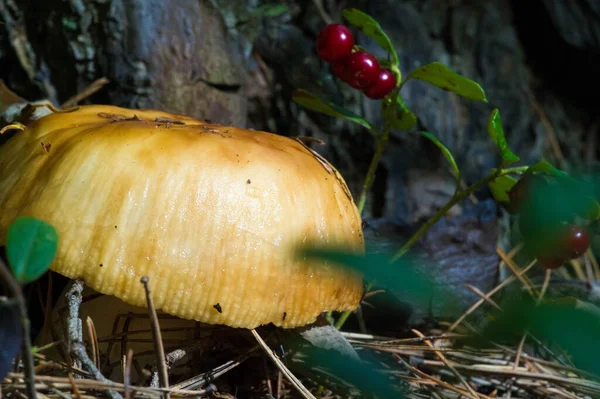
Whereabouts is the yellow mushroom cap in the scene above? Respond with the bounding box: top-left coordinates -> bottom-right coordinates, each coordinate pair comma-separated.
0,104 -> 364,329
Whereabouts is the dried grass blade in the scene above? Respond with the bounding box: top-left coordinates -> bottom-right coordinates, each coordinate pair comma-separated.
67,372 -> 83,399
411,329 -> 481,399
85,317 -> 100,368
395,355 -> 490,399
448,259 -> 537,332
251,329 -> 317,399
496,247 -> 538,296
140,276 -> 169,399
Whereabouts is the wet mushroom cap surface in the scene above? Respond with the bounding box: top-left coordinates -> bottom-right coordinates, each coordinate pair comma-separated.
0,105 -> 365,329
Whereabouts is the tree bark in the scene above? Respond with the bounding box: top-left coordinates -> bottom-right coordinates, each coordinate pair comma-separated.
0,0 -> 248,126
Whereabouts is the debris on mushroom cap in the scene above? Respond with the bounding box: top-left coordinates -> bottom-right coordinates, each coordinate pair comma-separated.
0,104 -> 365,329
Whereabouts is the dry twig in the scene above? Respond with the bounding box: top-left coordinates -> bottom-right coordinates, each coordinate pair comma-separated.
140,276 -> 169,399
448,259 -> 537,332
496,247 -> 538,296
60,77 -> 110,108
5,373 -> 216,397
251,329 -> 317,399
411,329 -> 481,399
85,317 -> 100,369
66,280 -> 123,399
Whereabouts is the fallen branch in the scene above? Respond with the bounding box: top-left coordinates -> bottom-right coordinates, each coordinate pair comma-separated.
66,280 -> 123,399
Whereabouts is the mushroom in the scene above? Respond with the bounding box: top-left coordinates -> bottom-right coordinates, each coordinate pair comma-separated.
0,104 -> 365,332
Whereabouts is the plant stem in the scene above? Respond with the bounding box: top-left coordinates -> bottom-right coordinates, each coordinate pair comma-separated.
357,132 -> 389,214
499,166 -> 529,176
333,310 -> 352,330
333,281 -> 375,330
0,258 -> 37,399
355,85 -> 404,215
391,166 -> 504,262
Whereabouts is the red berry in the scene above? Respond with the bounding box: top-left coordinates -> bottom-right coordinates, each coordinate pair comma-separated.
344,51 -> 381,90
537,254 -> 565,270
363,69 -> 396,99
562,224 -> 590,259
316,24 -> 354,63
332,59 -> 351,83
507,178 -> 528,211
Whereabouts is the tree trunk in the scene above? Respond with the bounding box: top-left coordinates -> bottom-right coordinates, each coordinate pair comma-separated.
0,0 -> 248,126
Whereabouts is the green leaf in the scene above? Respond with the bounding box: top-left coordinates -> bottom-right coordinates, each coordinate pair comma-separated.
405,62 -> 487,102
553,175 -> 600,222
6,216 -> 58,284
521,162 -> 600,220
527,161 -> 567,177
418,131 -> 460,180
342,8 -> 399,65
582,196 -> 600,220
292,89 -> 373,130
386,96 -> 416,130
488,175 -> 518,204
487,109 -> 520,164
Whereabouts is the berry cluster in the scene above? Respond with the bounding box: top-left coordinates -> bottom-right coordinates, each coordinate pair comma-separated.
316,24 -> 396,99
507,173 -> 591,269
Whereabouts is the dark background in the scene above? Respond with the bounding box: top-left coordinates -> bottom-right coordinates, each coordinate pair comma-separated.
1,0 -> 599,332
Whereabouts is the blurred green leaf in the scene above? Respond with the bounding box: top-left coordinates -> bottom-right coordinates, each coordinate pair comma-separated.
489,175 -> 518,204
298,246 -> 461,316
468,295 -> 600,376
342,8 -> 399,65
511,165 -> 600,222
296,343 -> 406,399
385,96 -> 416,130
292,89 -> 373,130
548,174 -> 597,221
405,62 -> 487,102
7,216 -> 58,284
527,161 -> 566,176
527,166 -> 600,221
250,3 -> 288,17
516,173 -> 600,253
551,170 -> 600,221
487,109 -> 520,164
552,175 -> 600,222
582,196 -> 600,220
419,131 -> 460,180
0,304 -> 22,380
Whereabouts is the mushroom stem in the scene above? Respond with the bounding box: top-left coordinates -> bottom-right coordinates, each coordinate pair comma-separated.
65,280 -> 123,399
